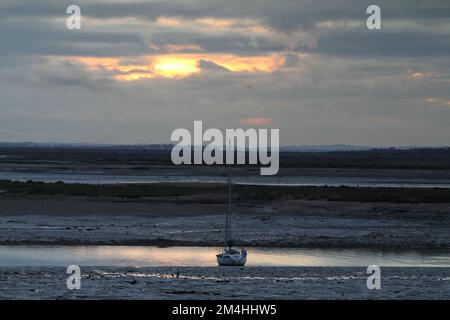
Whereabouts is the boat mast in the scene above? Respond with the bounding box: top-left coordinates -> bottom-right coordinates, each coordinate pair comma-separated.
225,165 -> 232,246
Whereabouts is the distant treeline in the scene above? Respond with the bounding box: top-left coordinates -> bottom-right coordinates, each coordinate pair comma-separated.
1,146 -> 450,169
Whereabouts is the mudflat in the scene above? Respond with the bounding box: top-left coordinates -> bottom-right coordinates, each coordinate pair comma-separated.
1,266 -> 449,299
1,197 -> 449,249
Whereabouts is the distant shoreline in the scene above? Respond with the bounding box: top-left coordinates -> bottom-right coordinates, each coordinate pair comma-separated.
2,145 -> 450,170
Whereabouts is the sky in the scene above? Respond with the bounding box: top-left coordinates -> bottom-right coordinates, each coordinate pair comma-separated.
0,0 -> 449,146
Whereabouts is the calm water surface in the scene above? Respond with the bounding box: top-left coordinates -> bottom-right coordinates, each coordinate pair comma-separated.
0,246 -> 449,267
1,171 -> 450,188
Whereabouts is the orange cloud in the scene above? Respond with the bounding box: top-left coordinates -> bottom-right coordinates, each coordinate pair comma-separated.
155,16 -> 271,35
58,53 -> 286,81
114,72 -> 155,81
156,16 -> 181,27
195,17 -> 236,28
206,54 -> 285,73
240,117 -> 273,126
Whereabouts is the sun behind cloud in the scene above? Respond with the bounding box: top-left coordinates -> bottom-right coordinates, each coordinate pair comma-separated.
153,56 -> 201,79
59,53 -> 287,81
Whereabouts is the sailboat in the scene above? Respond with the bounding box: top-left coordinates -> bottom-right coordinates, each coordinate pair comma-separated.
216,166 -> 247,266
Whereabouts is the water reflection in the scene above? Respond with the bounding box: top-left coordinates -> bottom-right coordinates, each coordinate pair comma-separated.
0,246 -> 449,267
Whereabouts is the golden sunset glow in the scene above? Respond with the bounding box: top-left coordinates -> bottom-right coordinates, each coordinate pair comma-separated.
240,117 -> 273,126
206,54 -> 285,73
153,56 -> 201,78
59,52 -> 286,81
69,57 -> 150,73
155,16 -> 181,26
154,16 -> 271,35
194,17 -> 236,28
114,72 -> 155,81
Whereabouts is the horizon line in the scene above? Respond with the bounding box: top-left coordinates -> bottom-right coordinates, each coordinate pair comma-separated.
0,141 -> 449,150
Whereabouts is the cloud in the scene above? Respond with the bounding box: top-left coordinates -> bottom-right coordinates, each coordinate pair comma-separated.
56,53 -> 287,81
2,1 -> 450,59
408,69 -> 433,80
198,59 -> 230,72
0,0 -> 450,146
240,117 -> 273,126
425,97 -> 450,107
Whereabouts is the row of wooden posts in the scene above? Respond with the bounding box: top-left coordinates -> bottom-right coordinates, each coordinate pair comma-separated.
0,192 -> 228,203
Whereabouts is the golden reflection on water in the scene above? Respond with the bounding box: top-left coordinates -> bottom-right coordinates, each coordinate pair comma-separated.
65,246 -> 450,267
2,246 -> 449,267
73,246 -> 219,266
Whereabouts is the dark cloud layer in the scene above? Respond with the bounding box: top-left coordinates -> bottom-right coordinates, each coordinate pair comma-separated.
1,0 -> 449,57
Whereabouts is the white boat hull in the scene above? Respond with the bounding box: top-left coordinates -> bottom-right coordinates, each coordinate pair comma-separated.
217,254 -> 247,266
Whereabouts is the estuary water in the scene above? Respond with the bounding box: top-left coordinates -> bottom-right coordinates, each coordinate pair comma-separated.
1,171 -> 450,188
0,246 -> 449,267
